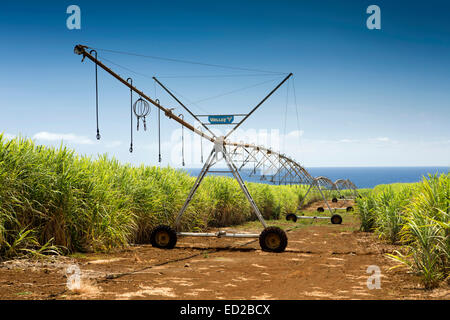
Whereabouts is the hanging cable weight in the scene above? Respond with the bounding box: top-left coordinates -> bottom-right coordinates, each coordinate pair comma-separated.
127,77 -> 133,153
90,49 -> 101,140
133,97 -> 150,131
156,99 -> 162,163
179,113 -> 185,166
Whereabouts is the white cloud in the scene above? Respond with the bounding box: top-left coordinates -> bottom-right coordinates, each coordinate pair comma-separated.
338,138 -> 359,143
425,139 -> 450,146
33,132 -> 95,145
286,130 -> 304,138
374,137 -> 390,142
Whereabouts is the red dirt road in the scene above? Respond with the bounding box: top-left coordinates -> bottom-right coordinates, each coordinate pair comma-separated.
0,207 -> 448,300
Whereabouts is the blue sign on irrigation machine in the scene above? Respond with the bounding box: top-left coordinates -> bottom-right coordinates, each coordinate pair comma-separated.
208,115 -> 234,124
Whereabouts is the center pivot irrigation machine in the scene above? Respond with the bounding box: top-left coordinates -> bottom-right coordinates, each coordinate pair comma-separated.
312,176 -> 355,213
284,176 -> 359,225
73,44 -> 358,253
334,179 -> 360,201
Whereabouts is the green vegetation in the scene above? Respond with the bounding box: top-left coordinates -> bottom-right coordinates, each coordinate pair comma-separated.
0,135 -> 308,259
356,173 -> 449,289
4,134 -> 445,290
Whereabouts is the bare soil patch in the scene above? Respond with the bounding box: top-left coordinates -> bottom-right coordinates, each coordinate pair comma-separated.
0,202 -> 448,300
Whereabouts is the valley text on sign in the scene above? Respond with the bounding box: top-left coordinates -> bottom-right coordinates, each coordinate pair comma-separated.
208,115 -> 235,124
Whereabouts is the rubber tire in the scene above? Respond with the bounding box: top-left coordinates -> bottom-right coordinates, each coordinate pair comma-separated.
332,197 -> 338,203
317,207 -> 325,212
331,214 -> 343,225
285,213 -> 298,223
259,227 -> 288,253
150,225 -> 177,249
346,206 -> 354,212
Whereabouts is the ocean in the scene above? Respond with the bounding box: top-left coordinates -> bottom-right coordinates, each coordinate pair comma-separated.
185,166 -> 449,189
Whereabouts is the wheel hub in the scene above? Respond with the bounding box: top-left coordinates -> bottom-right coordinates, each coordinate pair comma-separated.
265,233 -> 281,249
155,231 -> 170,246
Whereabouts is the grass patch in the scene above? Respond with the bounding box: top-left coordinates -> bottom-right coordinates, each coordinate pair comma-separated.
356,173 -> 449,289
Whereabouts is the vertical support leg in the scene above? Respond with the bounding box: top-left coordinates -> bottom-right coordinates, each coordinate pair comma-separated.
352,187 -> 359,199
296,183 -> 313,212
222,146 -> 268,229
335,186 -> 343,199
337,186 -> 350,206
174,148 -> 215,229
316,184 -> 334,215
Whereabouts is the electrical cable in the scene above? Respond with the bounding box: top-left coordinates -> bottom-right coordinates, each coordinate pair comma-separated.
99,55 -> 284,117
89,46 -> 287,74
292,77 -> 302,158
192,76 -> 285,105
156,73 -> 286,78
282,77 -> 290,155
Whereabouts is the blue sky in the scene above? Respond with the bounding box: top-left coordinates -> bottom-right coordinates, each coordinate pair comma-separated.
0,0 -> 449,167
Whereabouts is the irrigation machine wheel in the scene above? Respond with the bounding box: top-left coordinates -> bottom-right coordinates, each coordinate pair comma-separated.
285,213 -> 298,223
317,207 -> 325,212
331,214 -> 343,225
150,225 -> 177,249
259,226 -> 288,253
332,197 -> 338,203
346,206 -> 354,212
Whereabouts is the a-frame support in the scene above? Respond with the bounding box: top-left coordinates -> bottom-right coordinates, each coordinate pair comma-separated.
175,140 -> 268,236
296,180 -> 334,215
